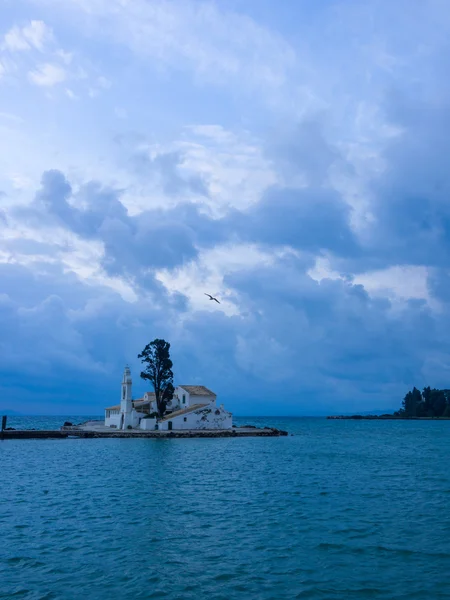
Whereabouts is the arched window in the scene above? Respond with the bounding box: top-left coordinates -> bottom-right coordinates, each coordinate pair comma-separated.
123,387 -> 126,400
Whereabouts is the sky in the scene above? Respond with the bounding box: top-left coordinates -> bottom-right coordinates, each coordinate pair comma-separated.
1,0 -> 450,415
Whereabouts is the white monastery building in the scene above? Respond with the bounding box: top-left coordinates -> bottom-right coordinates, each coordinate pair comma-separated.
105,366 -> 233,431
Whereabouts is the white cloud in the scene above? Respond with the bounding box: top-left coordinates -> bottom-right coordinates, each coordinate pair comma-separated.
114,107 -> 128,119
86,76 -> 111,98
3,27 -> 30,52
309,257 -> 435,308
0,111 -> 23,123
97,76 -> 111,89
113,124 -> 276,216
3,20 -> 53,52
28,63 -> 66,86
9,173 -> 34,190
355,266 -> 432,305
180,126 -> 276,213
55,49 -> 73,64
29,0 -> 297,97
156,243 -> 282,316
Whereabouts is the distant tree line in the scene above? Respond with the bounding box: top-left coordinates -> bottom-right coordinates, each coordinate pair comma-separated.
397,386 -> 450,418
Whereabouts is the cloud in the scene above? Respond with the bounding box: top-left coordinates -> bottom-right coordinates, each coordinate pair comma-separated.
55,49 -> 73,64
267,119 -> 343,187
0,251 -> 440,414
0,111 -> 24,123
324,88 -> 450,277
228,185 -> 359,256
26,159 -> 358,289
3,20 -> 53,52
29,0 -> 297,100
97,75 -> 111,89
28,62 -> 66,86
115,126 -> 275,215
133,150 -> 210,198
7,76 -> 450,412
3,0 -> 450,416
165,252 -> 446,414
0,253 -> 192,413
24,170 -> 219,283
2,151 -> 450,415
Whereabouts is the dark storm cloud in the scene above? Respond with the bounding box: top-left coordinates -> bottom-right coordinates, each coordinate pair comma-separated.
5,88 -> 450,414
227,185 -> 360,256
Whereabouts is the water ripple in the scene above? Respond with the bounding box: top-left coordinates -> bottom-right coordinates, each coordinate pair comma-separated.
2,417 -> 450,598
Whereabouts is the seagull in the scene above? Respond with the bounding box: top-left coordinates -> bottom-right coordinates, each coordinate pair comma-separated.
204,293 -> 220,304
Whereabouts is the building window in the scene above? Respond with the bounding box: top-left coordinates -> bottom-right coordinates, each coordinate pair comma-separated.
184,417 -> 187,422
182,395 -> 186,404
123,388 -> 125,399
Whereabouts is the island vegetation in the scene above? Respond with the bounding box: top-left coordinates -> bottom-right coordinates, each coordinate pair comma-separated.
396,386 -> 450,418
328,386 -> 450,419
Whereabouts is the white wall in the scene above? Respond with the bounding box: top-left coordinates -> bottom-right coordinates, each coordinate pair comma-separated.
175,387 -> 216,408
105,409 -> 145,429
140,418 -> 157,430
175,387 -> 190,408
131,410 -> 145,428
105,411 -> 121,428
192,394 -> 216,407
158,405 -> 232,430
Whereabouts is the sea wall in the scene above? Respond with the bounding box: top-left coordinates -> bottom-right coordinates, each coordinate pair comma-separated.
158,405 -> 232,430
1,427 -> 288,439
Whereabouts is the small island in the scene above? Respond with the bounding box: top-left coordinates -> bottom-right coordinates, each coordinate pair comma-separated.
1,338 -> 288,438
328,386 -> 450,419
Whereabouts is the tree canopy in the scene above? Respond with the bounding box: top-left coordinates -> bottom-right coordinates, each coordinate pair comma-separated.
399,386 -> 450,418
138,339 -> 174,418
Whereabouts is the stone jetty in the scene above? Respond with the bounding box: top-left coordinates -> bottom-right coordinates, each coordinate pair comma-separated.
1,422 -> 288,440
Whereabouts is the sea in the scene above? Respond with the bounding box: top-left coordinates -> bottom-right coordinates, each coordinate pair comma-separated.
2,416 -> 450,600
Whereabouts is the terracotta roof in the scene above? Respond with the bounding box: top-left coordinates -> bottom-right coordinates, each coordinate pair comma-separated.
134,397 -> 155,406
178,385 -> 216,397
105,396 -> 155,411
159,403 -> 209,422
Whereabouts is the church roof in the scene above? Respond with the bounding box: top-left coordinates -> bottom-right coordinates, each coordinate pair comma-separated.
105,395 -> 155,411
178,385 -> 216,397
159,403 -> 209,422
134,394 -> 155,406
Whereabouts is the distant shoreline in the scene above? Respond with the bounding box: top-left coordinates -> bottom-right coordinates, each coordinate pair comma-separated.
327,415 -> 450,420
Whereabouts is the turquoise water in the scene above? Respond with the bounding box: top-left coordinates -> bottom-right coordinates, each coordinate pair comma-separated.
2,417 -> 450,599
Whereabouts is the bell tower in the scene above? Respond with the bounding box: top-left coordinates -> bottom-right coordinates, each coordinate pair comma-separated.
120,366 -> 133,426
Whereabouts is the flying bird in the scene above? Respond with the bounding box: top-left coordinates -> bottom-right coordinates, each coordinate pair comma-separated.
205,293 -> 220,304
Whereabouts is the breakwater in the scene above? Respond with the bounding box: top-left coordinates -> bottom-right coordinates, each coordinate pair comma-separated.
0,427 -> 288,440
